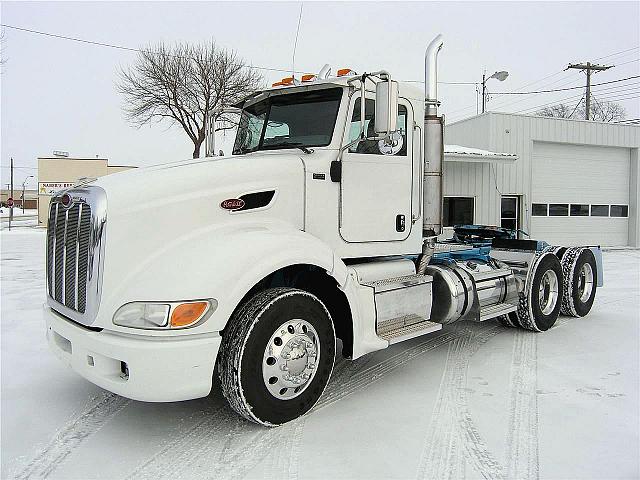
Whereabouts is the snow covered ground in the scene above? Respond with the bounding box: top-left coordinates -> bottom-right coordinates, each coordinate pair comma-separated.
1,228 -> 638,480
0,208 -> 38,218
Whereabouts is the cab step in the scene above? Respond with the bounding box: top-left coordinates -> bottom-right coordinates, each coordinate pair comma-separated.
479,302 -> 518,322
377,315 -> 442,344
362,273 -> 431,292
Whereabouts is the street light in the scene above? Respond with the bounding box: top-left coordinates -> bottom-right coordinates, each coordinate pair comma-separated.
482,70 -> 509,113
21,175 -> 34,214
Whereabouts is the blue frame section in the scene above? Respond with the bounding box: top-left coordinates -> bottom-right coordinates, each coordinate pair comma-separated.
433,224 -> 550,265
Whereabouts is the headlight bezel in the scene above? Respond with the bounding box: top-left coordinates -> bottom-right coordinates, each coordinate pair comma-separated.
113,299 -> 217,330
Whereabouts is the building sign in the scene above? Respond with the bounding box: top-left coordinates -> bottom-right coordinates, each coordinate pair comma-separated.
39,182 -> 75,195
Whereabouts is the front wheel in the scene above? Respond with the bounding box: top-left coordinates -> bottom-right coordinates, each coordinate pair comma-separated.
219,288 -> 336,426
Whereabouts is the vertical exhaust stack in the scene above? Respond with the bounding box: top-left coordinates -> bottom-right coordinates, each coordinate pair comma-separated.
423,34 -> 444,238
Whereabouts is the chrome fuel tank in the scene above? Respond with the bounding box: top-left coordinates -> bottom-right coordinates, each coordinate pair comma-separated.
426,259 -> 518,324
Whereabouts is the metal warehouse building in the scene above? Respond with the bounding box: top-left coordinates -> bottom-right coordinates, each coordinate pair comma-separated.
444,113 -> 640,247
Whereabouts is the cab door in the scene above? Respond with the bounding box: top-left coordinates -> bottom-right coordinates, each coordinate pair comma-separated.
339,97 -> 413,242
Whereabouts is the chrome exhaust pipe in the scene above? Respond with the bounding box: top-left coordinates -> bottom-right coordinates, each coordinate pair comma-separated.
423,35 -> 444,238
425,35 -> 444,117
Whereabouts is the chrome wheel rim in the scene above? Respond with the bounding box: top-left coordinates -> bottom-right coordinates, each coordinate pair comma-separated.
578,263 -> 594,303
262,319 -> 320,399
538,269 -> 559,316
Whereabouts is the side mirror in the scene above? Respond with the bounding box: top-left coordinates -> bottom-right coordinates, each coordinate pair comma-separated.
375,80 -> 398,135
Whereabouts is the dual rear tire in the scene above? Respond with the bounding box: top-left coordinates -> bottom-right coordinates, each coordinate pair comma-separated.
561,247 -> 598,317
502,246 -> 598,331
508,251 -> 564,332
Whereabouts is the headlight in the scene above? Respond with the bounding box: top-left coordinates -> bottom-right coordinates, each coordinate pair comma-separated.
113,300 -> 216,330
113,302 -> 170,328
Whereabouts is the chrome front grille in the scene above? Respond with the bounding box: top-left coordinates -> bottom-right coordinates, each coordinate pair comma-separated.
47,202 -> 92,312
46,186 -> 107,325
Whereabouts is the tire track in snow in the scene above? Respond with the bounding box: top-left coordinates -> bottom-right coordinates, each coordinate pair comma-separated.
127,356 -> 355,480
127,331 -> 460,480
13,392 -> 130,480
416,323 -> 504,480
315,331 -> 457,411
260,356 -> 355,480
504,329 -> 539,480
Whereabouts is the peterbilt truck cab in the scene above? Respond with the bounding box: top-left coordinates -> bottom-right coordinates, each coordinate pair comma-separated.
44,36 -> 602,426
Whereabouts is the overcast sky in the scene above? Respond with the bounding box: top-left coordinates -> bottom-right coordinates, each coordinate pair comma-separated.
1,1 -> 638,182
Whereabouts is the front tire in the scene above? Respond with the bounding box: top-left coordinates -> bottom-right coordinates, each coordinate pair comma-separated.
219,288 -> 336,426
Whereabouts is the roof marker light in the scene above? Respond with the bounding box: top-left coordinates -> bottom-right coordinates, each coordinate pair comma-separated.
280,77 -> 294,85
301,74 -> 316,82
337,68 -> 355,77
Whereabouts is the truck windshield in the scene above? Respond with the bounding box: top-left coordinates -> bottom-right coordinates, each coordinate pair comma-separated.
233,87 -> 343,154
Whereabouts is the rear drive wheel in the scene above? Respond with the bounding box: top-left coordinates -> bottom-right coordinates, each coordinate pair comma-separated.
512,251 -> 564,332
219,287 -> 335,426
497,314 -> 516,328
561,247 -> 597,317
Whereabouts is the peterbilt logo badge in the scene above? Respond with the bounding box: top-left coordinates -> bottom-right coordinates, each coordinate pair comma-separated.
220,198 -> 245,211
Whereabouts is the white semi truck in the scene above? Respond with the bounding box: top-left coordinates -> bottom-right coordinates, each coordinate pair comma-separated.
44,35 -> 602,426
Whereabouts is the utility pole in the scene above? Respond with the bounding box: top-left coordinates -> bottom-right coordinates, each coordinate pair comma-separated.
481,72 -> 486,114
566,62 -> 612,120
481,70 -> 509,114
9,157 -> 13,231
21,175 -> 34,214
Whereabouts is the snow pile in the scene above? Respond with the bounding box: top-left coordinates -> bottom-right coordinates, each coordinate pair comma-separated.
445,144 -> 518,158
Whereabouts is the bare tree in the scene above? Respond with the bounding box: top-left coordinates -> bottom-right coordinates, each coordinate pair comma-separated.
536,103 -> 577,119
536,97 -> 626,122
119,41 -> 263,158
589,99 -> 626,122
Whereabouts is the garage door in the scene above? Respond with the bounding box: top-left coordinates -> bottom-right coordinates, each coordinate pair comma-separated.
531,142 -> 630,246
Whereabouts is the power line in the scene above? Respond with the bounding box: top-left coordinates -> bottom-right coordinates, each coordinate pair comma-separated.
568,95 -> 584,118
405,80 -> 478,85
594,46 -> 639,61
566,61 -> 613,120
5,22 -> 639,121
488,75 -> 637,95
447,77 -> 639,120
1,23 -> 306,74
614,58 -> 640,67
1,23 -> 139,52
479,46 -> 639,111
514,89 -> 639,115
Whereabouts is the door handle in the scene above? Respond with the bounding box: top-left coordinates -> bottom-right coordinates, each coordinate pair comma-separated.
330,160 -> 342,182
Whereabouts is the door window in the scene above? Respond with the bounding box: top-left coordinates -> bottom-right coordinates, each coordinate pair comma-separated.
347,98 -> 407,156
501,196 -> 520,231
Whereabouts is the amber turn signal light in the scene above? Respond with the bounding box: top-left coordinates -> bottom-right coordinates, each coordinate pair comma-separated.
170,302 -> 209,327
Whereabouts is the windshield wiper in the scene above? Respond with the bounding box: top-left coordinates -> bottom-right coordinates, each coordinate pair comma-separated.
236,145 -> 259,155
261,142 -> 314,154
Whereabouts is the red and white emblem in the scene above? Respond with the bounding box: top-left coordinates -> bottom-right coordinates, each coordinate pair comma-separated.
220,198 -> 245,211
